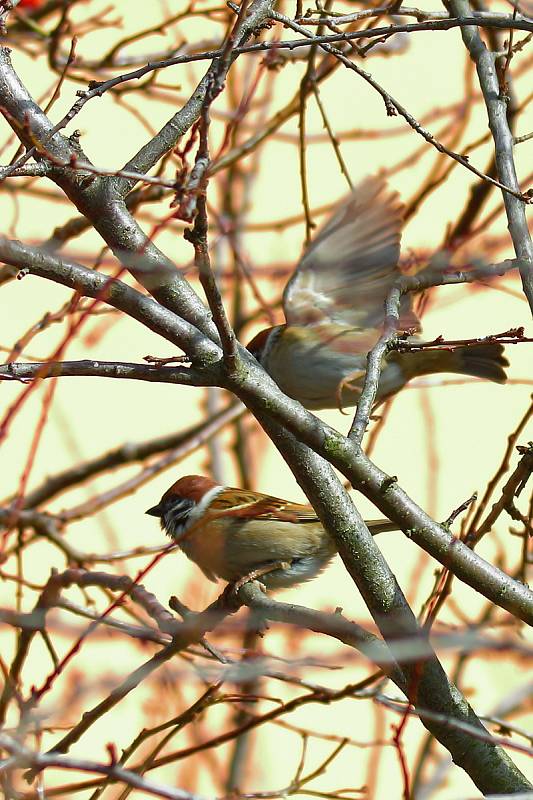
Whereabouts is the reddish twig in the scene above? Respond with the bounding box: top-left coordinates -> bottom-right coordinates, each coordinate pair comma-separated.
395,327 -> 533,353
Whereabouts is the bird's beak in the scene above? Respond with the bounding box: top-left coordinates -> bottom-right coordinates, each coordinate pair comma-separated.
145,504 -> 163,517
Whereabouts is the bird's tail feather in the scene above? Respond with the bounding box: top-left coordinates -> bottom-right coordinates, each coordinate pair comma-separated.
401,343 -> 508,384
367,519 -> 399,534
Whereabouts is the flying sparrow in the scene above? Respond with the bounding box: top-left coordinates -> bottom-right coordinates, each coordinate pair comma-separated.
247,176 -> 508,410
146,475 -> 397,589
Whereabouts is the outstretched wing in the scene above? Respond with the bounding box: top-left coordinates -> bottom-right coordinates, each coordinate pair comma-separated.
283,176 -> 419,331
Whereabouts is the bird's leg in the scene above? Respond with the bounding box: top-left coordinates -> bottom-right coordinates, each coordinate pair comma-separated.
232,560 -> 292,594
230,563 -> 293,638
335,369 -> 365,413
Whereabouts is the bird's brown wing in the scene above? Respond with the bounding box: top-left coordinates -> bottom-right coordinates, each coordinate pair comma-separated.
283,175 -> 420,332
208,489 -> 396,532
209,487 -> 319,523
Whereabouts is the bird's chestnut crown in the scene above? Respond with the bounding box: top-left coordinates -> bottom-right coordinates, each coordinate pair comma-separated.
145,475 -> 218,524
246,326 -> 279,360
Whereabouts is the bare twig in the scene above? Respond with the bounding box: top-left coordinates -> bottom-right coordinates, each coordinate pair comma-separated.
0,734 -> 203,800
269,11 -> 532,203
16,403 -> 245,509
447,0 -> 533,313
467,444 -> 533,545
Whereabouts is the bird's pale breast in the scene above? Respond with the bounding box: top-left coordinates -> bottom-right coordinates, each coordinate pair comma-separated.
180,515 -> 335,585
265,325 -> 406,409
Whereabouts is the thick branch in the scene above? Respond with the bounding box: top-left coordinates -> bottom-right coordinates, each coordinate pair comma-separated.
231,369 -> 533,626
243,416 -> 530,794
3,238 -> 532,625
0,47 -> 216,336
1,22 -> 531,791
0,237 -> 219,366
121,0 -> 277,190
238,581 -> 531,792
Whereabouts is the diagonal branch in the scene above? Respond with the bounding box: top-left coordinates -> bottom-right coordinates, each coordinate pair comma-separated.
0,46 -> 216,335
1,19 -> 531,791
0,236 -> 219,366
1,236 -> 531,625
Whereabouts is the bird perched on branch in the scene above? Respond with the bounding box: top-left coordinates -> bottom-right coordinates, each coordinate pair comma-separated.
146,475 -> 397,589
247,176 -> 508,410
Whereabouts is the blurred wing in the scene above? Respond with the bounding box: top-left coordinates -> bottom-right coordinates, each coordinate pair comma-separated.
210,488 -> 319,523
283,176 -> 420,331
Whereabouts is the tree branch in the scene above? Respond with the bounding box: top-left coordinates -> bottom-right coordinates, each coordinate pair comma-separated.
0,359 -> 205,386
0,236 -> 220,365
447,0 -> 533,314
270,10 -> 533,202
17,404 -> 245,509
2,237 -> 531,624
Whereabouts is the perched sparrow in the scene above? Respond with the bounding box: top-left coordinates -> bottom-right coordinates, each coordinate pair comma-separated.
247,176 -> 508,410
146,475 -> 397,589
